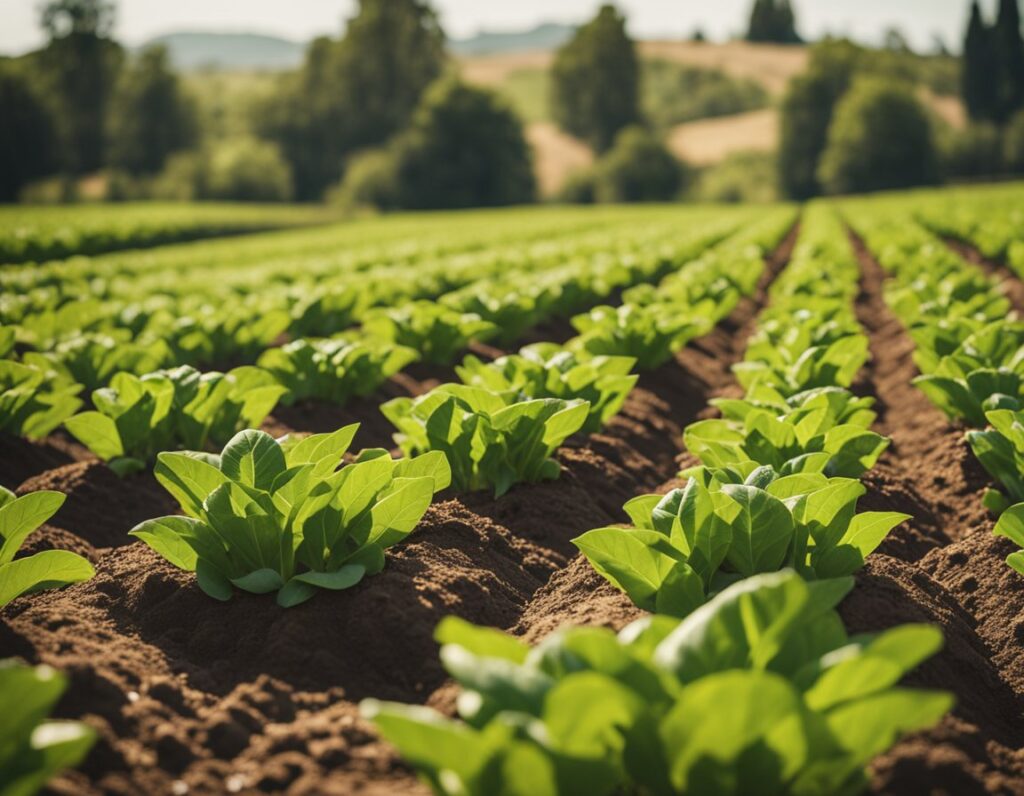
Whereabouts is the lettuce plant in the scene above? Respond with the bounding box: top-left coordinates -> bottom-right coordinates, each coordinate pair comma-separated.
65,365 -> 285,476
684,388 -> 889,479
23,333 -> 171,392
288,285 -> 368,339
381,384 -> 588,497
0,661 -> 97,795
131,425 -> 450,607
456,343 -> 638,434
258,337 -> 417,405
914,322 -> 1024,427
362,301 -> 497,366
0,361 -> 82,441
734,323 -> 869,397
364,570 -> 951,796
441,284 -> 544,346
574,470 -> 907,617
569,304 -> 708,371
966,408 -> 1024,513
993,503 -> 1024,575
0,487 -> 94,607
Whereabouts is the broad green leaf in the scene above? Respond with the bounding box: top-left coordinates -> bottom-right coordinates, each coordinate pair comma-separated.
220,430 -> 287,491
0,491 -> 65,565
0,550 -> 95,607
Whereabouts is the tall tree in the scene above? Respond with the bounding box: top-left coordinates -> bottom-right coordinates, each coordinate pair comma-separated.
551,4 -> 640,152
747,0 -> 801,44
0,68 -> 59,200
963,1 -> 999,121
259,0 -> 446,200
36,0 -> 123,174
106,46 -> 196,175
777,40 -> 862,198
993,0 -> 1024,122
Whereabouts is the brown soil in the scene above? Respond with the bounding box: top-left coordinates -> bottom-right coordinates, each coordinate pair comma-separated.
849,231 -> 1024,793
0,431 -> 94,491
22,225 -> 1023,795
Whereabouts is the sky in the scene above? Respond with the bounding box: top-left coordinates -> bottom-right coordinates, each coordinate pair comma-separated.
0,0 -> 1004,56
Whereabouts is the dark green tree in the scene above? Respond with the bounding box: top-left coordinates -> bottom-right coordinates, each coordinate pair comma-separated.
593,126 -> 685,202
993,0 -> 1024,122
106,46 -> 196,175
551,4 -> 640,152
36,0 -> 123,174
777,40 -> 862,199
963,1 -> 1000,122
747,0 -> 801,44
259,0 -> 446,200
385,79 -> 536,209
0,68 -> 59,200
817,78 -> 940,194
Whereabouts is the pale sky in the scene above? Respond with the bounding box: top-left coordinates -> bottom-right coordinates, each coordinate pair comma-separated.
0,0 -> 1003,56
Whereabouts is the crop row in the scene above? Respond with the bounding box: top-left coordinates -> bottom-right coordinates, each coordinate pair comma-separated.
0,201 -> 336,265
843,199 -> 1024,578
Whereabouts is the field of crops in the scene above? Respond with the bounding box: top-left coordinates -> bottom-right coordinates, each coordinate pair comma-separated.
2,184 -> 1024,795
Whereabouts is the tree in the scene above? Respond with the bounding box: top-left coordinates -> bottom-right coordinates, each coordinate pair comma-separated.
777,40 -> 862,199
36,0 -> 123,174
259,0 -> 446,200
0,68 -> 59,200
817,78 -> 940,194
747,0 -> 801,44
106,46 -> 196,175
364,79 -> 535,210
1005,109 -> 1024,172
592,126 -> 685,202
551,4 -> 640,152
964,1 -> 1001,121
993,0 -> 1024,122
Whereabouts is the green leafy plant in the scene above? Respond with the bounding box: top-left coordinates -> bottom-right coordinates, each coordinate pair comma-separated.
914,322 -> 1024,427
966,408 -> 1024,514
381,384 -> 588,496
441,284 -> 544,347
0,361 -> 82,441
257,337 -> 417,405
574,467 -> 907,616
0,487 -> 94,607
362,301 -> 497,366
734,319 -> 869,397
131,425 -> 450,607
993,504 -> 1024,575
0,660 -> 97,796
456,343 -> 638,434
65,365 -> 285,477
363,570 -> 952,796
23,333 -> 171,392
683,387 -> 889,479
569,304 -> 708,371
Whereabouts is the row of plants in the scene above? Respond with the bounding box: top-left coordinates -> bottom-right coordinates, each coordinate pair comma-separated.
363,206 -> 954,794
843,201 -> 1024,573
0,201 -> 334,265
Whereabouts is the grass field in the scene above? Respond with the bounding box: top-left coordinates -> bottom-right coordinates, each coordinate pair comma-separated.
3,184 -> 1024,793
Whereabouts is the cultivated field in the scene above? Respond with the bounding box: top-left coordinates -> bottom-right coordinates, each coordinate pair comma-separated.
3,185 -> 1024,794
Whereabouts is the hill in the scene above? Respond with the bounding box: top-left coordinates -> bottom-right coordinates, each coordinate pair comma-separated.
140,32 -> 304,71
449,23 -> 575,56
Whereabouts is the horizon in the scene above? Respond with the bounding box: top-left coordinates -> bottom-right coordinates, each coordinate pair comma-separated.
0,0 -> 1006,57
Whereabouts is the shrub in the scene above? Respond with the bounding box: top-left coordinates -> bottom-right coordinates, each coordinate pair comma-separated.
153,138 -> 294,202
941,123 -> 1005,179
697,150 -> 778,204
592,126 -> 686,203
1005,109 -> 1024,173
817,78 -> 940,194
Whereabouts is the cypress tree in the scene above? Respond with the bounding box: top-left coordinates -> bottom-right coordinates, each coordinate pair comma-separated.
993,0 -> 1024,122
747,0 -> 770,42
963,1 -> 999,122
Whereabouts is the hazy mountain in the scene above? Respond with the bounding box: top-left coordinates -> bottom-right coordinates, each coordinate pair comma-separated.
449,23 -> 576,56
140,32 -> 304,71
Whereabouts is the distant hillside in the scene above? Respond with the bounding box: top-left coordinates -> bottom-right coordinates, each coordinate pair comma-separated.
140,32 -> 304,71
449,23 -> 575,56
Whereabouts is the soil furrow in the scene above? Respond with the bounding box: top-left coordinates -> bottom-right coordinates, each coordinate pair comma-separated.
845,228 -> 1024,795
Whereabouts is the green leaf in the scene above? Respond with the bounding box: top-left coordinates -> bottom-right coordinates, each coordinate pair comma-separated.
230,568 -> 286,594
0,550 -> 95,607
220,429 -> 287,491
291,564 -> 365,590
64,411 -> 124,461
129,516 -> 201,571
720,485 -> 794,577
435,616 -> 530,664
154,452 -> 229,518
0,490 -> 65,565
